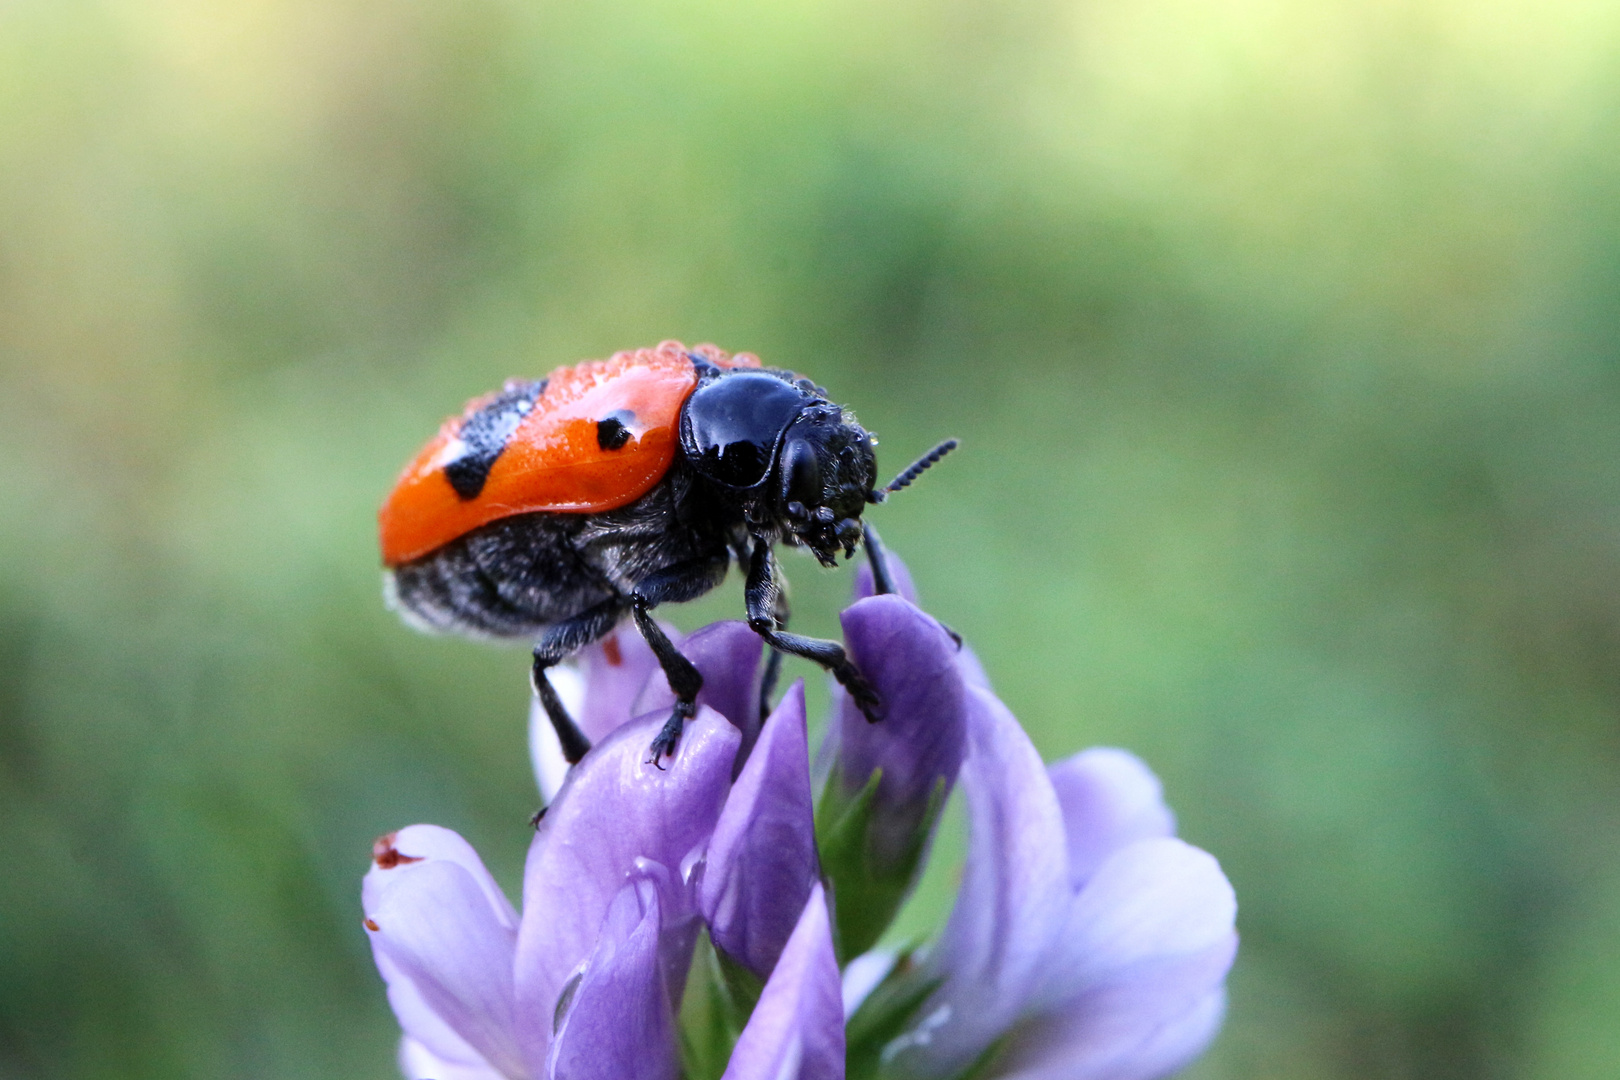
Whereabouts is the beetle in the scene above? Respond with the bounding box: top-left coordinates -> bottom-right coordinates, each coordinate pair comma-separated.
379,340 -> 954,766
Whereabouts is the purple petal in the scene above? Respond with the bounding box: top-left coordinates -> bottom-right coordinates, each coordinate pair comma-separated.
363,833 -> 526,1079
399,1036 -> 512,1080
1047,749 -> 1177,888
378,953 -> 501,1078
1108,987 -> 1228,1080
721,883 -> 844,1080
1035,838 -> 1236,1009
1106,988 -> 1228,1080
893,685 -> 1070,1078
834,595 -> 968,861
853,550 -> 919,604
636,621 -> 765,762
700,680 -> 819,979
840,950 -> 896,1018
546,878 -> 678,1080
364,829 -> 519,1075
365,825 -> 520,930
986,839 -> 1236,1079
513,708 -> 740,1071
954,645 -> 992,692
990,978 -> 1230,1080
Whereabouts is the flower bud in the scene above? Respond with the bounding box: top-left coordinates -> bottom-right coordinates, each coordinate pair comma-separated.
820,592 -> 968,959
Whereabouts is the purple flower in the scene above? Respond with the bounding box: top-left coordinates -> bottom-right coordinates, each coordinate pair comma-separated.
364,790 -> 843,1080
365,707 -> 739,1079
877,685 -> 1237,1080
363,825 -> 524,1080
365,547 -> 1234,1080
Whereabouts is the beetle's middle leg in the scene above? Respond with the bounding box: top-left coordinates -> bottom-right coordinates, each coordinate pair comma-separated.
744,538 -> 880,721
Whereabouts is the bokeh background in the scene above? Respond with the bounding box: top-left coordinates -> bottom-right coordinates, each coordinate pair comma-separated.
4,0 -> 1620,1076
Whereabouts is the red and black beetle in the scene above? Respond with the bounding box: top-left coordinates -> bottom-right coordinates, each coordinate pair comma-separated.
380,340 -> 954,765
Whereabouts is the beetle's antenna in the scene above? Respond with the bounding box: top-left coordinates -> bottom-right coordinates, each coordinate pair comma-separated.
874,439 -> 959,501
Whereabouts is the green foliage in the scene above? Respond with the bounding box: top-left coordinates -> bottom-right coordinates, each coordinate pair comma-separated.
817,767 -> 948,963
680,931 -> 760,1080
843,951 -> 940,1080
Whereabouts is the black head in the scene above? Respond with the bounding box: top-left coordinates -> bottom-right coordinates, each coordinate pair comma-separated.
679,366 -> 877,566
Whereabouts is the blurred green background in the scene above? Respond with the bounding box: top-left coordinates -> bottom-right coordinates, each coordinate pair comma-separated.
3,0 -> 1620,1076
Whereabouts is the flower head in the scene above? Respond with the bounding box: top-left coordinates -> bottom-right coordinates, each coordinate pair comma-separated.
364,551 -> 1235,1080
878,688 -> 1237,1080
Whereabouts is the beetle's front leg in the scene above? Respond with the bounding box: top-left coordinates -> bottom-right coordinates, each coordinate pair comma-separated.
744,538 -> 880,721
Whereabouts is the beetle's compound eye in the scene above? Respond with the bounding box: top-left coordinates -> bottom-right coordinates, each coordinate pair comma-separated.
681,371 -> 808,488
779,436 -> 823,508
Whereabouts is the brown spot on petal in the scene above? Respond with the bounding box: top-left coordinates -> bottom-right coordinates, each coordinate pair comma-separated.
372,832 -> 423,869
602,633 -> 623,667
364,918 -> 380,932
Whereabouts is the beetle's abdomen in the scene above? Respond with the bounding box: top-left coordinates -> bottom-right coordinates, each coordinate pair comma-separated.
385,512 -> 611,639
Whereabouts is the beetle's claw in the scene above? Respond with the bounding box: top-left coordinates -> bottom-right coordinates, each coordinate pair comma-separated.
646,707 -> 689,768
845,672 -> 882,724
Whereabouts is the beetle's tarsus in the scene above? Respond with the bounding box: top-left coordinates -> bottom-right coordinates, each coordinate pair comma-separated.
646,704 -> 691,768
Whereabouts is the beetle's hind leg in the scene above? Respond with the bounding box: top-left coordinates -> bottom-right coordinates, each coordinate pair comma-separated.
744,538 -> 880,721
628,554 -> 730,767
532,599 -> 629,765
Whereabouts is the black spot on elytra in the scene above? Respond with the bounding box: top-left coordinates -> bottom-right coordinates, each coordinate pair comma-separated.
596,410 -> 636,451
443,379 -> 546,499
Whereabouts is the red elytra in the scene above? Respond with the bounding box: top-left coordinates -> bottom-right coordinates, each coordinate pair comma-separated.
378,341 -> 760,567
